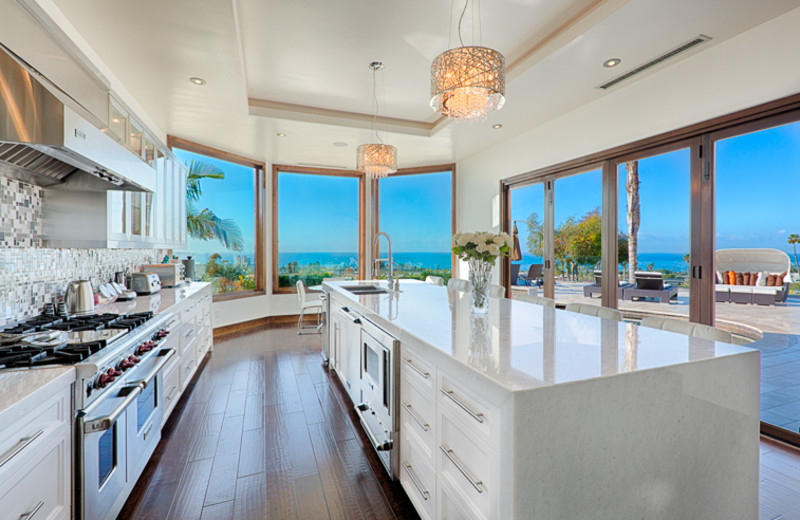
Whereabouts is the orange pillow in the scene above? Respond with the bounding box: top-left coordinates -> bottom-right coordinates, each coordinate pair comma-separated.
728,271 -> 736,285
776,272 -> 786,287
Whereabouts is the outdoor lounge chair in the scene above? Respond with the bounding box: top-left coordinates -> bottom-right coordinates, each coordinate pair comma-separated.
714,248 -> 791,305
622,271 -> 678,303
582,270 -> 636,298
510,263 -> 521,285
519,264 -> 543,286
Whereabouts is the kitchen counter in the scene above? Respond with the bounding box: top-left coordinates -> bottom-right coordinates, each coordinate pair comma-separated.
96,281 -> 211,318
323,280 -> 756,392
0,366 -> 74,421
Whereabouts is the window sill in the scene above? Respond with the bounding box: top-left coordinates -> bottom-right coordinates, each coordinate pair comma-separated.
212,289 -> 266,302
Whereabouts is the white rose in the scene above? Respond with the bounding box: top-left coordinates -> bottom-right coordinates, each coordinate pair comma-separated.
506,237 -> 514,248
463,232 -> 475,243
456,235 -> 469,246
500,232 -> 511,241
487,244 -> 500,255
493,236 -> 505,245
476,243 -> 488,252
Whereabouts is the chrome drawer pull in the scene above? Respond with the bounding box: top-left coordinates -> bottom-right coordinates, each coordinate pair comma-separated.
439,387 -> 484,424
403,358 -> 429,379
440,445 -> 484,494
83,385 -> 143,433
166,386 -> 179,401
401,460 -> 430,500
19,500 -> 45,520
0,430 -> 44,469
401,401 -> 429,431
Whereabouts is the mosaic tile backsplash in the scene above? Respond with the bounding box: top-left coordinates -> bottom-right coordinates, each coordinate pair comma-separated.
0,176 -> 167,326
1,176 -> 43,247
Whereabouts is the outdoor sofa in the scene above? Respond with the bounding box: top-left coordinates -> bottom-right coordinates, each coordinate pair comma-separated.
714,248 -> 791,305
583,270 -> 635,298
622,271 -> 679,303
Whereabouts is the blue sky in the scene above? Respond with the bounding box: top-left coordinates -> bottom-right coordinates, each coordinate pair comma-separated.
511,121 -> 800,255
172,148 -> 256,257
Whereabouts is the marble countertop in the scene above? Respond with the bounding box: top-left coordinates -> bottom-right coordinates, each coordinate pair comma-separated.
0,366 -> 74,417
94,281 -> 211,317
323,280 -> 757,392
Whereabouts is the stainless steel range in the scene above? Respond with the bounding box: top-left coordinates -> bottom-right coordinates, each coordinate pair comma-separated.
0,309 -> 178,520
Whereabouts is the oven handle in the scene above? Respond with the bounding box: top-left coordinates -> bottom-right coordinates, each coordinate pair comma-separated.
354,403 -> 392,451
337,307 -> 361,325
83,385 -> 142,433
128,348 -> 176,389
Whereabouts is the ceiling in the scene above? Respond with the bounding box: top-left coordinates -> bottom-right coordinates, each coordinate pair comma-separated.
50,0 -> 800,169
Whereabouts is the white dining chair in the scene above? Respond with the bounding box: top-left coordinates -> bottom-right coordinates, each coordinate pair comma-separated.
515,293 -> 556,308
565,302 -> 622,322
447,278 -> 470,292
489,284 -> 505,298
639,316 -> 731,343
296,280 -> 322,335
425,275 -> 445,286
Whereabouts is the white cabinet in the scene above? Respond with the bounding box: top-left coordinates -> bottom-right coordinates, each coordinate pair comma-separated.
0,370 -> 73,520
328,294 -> 362,403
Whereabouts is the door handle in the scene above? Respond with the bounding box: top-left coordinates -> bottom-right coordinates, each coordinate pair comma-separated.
18,500 -> 45,520
0,430 -> 44,469
128,348 -> 175,388
83,385 -> 142,433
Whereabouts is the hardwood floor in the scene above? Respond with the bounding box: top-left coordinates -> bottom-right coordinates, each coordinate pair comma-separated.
119,326 -> 417,520
120,325 -> 800,520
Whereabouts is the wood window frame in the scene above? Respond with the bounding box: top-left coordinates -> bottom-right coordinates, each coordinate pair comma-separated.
272,165 -> 366,295
167,136 -> 267,302
372,164 -> 457,276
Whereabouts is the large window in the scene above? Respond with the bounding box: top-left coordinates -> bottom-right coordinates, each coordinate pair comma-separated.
273,166 -> 364,292
375,167 -> 455,282
170,138 -> 265,299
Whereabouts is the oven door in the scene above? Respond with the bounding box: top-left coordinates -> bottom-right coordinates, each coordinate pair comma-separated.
126,348 -> 175,481
79,384 -> 140,520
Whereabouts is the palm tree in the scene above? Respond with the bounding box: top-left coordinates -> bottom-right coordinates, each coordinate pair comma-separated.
788,234 -> 800,275
625,161 -> 640,282
186,160 -> 244,251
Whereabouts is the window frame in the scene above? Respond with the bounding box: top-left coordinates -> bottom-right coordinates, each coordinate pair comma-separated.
372,164 -> 457,276
167,136 -> 266,302
271,165 -> 366,295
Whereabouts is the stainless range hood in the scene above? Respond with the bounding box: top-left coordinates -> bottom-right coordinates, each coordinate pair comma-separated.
0,44 -> 155,192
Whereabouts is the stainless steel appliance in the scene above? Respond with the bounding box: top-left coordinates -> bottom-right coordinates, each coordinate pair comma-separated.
141,263 -> 185,287
355,316 -> 400,479
0,43 -> 155,192
66,280 -> 95,315
130,272 -> 161,294
0,310 -> 177,520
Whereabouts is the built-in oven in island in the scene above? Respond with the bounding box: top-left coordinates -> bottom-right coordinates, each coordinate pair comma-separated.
355,316 -> 400,479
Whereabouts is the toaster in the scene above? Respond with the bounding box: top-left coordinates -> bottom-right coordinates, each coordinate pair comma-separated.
130,272 -> 161,294
141,263 -> 185,288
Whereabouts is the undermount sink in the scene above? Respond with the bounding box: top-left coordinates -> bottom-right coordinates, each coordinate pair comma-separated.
341,284 -> 390,295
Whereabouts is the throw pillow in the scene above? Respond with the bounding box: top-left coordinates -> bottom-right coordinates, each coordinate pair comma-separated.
742,272 -> 751,285
728,271 -> 736,285
735,272 -> 744,285
716,270 -> 723,284
776,272 -> 786,287
767,274 -> 776,286
750,272 -> 758,286
756,272 -> 767,286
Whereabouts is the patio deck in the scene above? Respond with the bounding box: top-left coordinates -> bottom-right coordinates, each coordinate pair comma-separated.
511,281 -> 800,433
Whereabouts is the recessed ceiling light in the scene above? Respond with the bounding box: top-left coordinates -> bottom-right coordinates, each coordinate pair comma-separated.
332,141 -> 348,147
276,133 -> 287,137
111,117 -> 121,124
491,123 -> 503,129
189,77 -> 206,85
603,58 -> 621,68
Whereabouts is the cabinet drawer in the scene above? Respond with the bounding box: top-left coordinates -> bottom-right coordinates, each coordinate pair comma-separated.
400,375 -> 435,459
400,432 -> 435,520
438,372 -> 496,447
180,355 -> 197,391
180,302 -> 197,323
438,413 -> 496,520
400,346 -> 434,393
438,475 -> 481,520
180,322 -> 197,356
162,358 -> 180,424
0,425 -> 70,520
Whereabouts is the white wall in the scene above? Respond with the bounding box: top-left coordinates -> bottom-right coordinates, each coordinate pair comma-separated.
456,7 -> 800,261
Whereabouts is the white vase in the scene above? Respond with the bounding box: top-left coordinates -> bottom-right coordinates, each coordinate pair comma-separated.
468,258 -> 493,314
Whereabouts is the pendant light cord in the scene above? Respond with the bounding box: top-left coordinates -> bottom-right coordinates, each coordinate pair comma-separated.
457,0 -> 468,47
371,68 -> 383,144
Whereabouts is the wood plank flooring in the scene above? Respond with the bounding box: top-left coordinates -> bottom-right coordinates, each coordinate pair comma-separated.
119,326 -> 417,520
120,325 -> 800,519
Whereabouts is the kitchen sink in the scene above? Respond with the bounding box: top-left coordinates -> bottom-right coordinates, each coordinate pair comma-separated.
341,284 -> 390,295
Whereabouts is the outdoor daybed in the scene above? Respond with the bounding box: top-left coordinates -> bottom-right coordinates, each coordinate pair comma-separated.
622,271 -> 679,303
583,270 -> 635,298
715,248 -> 791,305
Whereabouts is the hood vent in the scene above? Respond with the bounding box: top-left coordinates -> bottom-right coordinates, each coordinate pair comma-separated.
597,35 -> 712,91
0,44 -> 155,191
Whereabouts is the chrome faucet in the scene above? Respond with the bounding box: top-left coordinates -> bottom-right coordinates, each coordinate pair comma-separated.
372,232 -> 394,289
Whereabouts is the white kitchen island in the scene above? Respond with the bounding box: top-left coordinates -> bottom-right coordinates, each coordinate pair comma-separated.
323,280 -> 760,520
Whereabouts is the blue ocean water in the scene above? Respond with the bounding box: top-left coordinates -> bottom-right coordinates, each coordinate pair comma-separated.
179,251 -> 690,272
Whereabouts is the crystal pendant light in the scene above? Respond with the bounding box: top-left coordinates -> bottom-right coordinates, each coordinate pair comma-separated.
430,0 -> 505,121
357,62 -> 397,179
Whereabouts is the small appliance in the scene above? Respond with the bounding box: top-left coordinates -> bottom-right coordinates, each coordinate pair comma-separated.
140,264 -> 185,288
66,280 -> 95,315
130,273 -> 161,294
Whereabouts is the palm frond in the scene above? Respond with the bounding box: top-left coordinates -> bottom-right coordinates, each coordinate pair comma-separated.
186,207 -> 244,251
186,160 -> 225,203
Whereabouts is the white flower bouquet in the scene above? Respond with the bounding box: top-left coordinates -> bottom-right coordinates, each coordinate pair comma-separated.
451,231 -> 513,265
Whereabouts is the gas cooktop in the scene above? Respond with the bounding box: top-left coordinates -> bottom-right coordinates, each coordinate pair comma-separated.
0,311 -> 155,368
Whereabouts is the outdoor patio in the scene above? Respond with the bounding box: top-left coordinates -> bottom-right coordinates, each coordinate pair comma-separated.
511,281 -> 800,433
